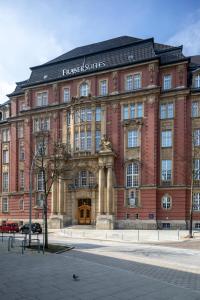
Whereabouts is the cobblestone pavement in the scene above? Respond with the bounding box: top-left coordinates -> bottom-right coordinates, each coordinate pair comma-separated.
1,236 -> 200,300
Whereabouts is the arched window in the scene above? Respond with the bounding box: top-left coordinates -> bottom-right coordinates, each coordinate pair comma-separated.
74,170 -> 95,188
161,194 -> 172,209
126,162 -> 139,187
80,82 -> 89,97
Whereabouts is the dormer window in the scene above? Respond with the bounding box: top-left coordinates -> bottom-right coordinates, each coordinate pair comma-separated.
194,74 -> 200,88
80,82 -> 89,97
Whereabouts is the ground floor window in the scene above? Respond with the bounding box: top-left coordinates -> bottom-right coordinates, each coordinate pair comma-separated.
2,197 -> 8,213
193,192 -> 200,211
161,195 -> 172,209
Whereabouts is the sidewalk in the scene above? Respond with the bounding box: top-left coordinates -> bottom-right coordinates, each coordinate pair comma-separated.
0,241 -> 200,300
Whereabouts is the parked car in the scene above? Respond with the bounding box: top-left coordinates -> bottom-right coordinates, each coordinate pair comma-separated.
0,222 -> 20,233
20,223 -> 42,234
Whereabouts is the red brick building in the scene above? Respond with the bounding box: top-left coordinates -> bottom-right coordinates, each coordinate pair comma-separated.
0,36 -> 200,229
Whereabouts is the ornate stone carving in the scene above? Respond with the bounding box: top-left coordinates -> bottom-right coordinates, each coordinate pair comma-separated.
99,135 -> 112,152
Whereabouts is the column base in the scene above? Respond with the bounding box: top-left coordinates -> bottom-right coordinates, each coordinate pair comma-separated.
96,214 -> 115,230
49,214 -> 65,229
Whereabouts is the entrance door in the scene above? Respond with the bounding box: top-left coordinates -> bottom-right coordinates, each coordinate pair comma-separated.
78,199 -> 91,225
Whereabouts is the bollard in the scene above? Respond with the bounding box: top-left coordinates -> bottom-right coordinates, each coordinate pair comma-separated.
137,229 -> 139,241
178,229 -> 180,241
1,232 -> 3,242
158,230 -> 160,241
122,232 -> 124,241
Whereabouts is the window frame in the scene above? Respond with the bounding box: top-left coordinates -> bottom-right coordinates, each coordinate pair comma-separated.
80,82 -> 89,97
36,91 -> 48,107
2,197 -> 8,213
161,194 -> 172,210
63,87 -> 70,102
163,74 -> 172,90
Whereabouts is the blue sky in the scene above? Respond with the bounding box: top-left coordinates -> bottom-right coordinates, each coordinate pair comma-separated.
0,0 -> 200,102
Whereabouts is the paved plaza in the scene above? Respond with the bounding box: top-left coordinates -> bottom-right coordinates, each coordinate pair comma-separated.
0,234 -> 200,300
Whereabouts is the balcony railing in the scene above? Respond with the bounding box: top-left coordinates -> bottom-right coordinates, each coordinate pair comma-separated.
68,183 -> 97,190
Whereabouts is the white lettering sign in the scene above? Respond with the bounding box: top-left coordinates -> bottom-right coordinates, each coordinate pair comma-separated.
63,61 -> 106,76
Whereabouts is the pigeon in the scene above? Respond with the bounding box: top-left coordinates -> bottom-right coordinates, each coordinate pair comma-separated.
73,274 -> 79,281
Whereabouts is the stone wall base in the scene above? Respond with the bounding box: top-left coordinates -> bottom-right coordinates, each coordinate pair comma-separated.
96,214 -> 115,230
49,214 -> 70,229
116,220 -> 157,230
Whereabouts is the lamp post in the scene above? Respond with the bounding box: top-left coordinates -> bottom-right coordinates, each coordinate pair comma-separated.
29,158 -> 35,246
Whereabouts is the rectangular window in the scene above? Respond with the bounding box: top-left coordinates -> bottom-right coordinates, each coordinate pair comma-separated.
18,124 -> 24,138
193,193 -> 200,211
100,80 -> 107,96
80,170 -> 87,186
162,130 -> 172,147
74,132 -> 79,150
2,172 -> 8,192
161,160 -> 172,181
194,75 -> 200,88
133,73 -> 141,89
40,118 -> 50,131
74,111 -> 79,124
128,130 -> 138,148
2,129 -> 10,142
2,149 -> 9,164
19,199 -> 24,210
80,109 -> 86,122
137,103 -> 143,118
126,163 -> 139,187
36,193 -> 44,208
194,129 -> 200,146
37,92 -> 48,106
95,107 -> 101,121
36,139 -> 48,156
86,131 -> 91,150
130,104 -> 135,119
127,190 -> 138,207
80,131 -> 85,150
123,105 -> 129,120
2,198 -> 8,213
163,75 -> 172,90
194,159 -> 200,180
160,103 -> 174,119
95,130 -> 101,151
19,143 -> 25,161
66,111 -> 70,126
126,75 -> 133,91
192,101 -> 199,117
19,170 -> 24,190
37,171 -> 44,191
86,108 -> 92,121
64,88 -> 70,102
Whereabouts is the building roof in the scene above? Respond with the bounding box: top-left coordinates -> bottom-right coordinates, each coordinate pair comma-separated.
8,35 -> 188,97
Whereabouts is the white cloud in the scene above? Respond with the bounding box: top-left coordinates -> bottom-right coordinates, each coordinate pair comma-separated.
167,11 -> 200,56
0,5 -> 74,103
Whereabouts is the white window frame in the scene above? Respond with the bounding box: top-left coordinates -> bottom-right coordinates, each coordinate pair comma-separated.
194,74 -> 200,88
192,101 -> 199,117
2,149 -> 9,164
18,124 -> 24,138
133,73 -> 141,89
95,107 -> 101,121
2,128 -> 10,142
19,170 -> 24,190
37,91 -> 48,106
80,82 -> 89,97
193,193 -> 200,211
161,160 -> 172,181
162,195 -> 171,209
194,129 -> 200,146
2,172 -> 9,192
160,103 -> 174,119
100,80 -> 107,96
126,75 -> 133,91
126,163 -> 139,188
163,75 -> 172,90
19,143 -> 25,161
194,159 -> 200,180
2,197 -> 8,213
64,87 -> 70,102
37,171 -> 45,192
128,130 -> 138,148
162,130 -> 172,147
123,105 -> 129,120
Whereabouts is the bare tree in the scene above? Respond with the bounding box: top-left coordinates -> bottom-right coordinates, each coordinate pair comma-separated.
32,132 -> 69,248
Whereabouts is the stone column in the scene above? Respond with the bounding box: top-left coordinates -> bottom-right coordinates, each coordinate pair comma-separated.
98,167 -> 105,214
58,178 -> 64,214
51,180 -> 58,214
106,166 -> 113,214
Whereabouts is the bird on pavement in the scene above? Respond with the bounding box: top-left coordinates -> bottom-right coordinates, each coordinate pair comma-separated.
73,274 -> 79,281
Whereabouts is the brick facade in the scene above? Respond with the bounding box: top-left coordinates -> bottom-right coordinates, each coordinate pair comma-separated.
0,36 -> 200,229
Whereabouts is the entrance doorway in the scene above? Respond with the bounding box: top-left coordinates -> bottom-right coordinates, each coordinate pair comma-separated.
78,199 -> 91,225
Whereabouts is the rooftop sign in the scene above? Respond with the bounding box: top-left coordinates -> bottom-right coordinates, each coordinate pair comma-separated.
63,61 -> 105,76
